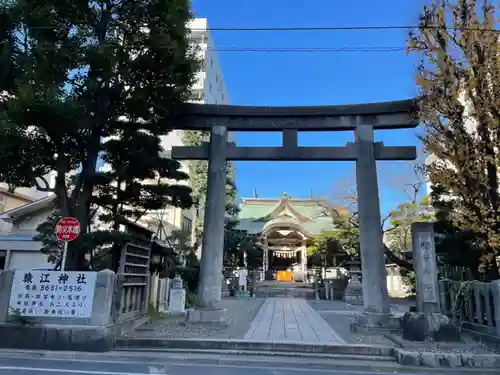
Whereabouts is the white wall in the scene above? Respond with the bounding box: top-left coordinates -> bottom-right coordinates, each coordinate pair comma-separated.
8,250 -> 52,270
11,208 -> 53,234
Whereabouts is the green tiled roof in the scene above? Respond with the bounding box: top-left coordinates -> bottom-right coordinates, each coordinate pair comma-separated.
236,196 -> 342,237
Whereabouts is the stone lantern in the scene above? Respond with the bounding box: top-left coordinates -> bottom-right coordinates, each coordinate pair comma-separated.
343,259 -> 363,305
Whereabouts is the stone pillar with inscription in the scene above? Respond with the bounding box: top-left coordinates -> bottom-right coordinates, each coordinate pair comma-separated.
402,222 -> 460,342
411,222 -> 440,313
0,269 -> 118,351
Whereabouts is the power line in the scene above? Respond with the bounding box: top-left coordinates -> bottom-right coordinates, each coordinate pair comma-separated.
208,46 -> 406,53
14,24 -> 500,33
192,25 -> 500,33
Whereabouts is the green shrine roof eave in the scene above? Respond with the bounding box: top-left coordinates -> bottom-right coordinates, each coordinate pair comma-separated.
236,196 -> 342,236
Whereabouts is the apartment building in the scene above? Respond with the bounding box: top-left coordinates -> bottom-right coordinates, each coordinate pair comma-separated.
142,18 -> 232,243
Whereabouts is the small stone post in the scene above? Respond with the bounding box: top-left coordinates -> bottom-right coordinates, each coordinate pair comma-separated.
354,125 -> 390,325
492,280 -> 500,337
168,275 -> 186,314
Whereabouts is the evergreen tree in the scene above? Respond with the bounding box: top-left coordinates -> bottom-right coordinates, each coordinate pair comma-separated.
307,232 -> 343,268
182,130 -> 237,246
385,196 -> 434,254
0,0 -> 199,270
409,0 -> 500,279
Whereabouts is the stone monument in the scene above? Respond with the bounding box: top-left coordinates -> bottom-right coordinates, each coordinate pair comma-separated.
402,222 -> 460,341
0,269 -> 117,351
168,275 -> 186,314
344,259 -> 363,305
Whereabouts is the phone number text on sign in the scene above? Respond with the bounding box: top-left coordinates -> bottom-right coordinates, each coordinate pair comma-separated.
8,271 -> 97,318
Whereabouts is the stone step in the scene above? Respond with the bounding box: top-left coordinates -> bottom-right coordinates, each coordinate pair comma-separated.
254,287 -> 314,299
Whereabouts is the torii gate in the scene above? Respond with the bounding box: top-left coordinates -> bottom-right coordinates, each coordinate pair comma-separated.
170,99 -> 419,327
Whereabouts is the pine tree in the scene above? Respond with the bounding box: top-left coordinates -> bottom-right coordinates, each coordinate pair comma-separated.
409,0 -> 500,279
92,130 -> 193,271
0,0 -> 199,269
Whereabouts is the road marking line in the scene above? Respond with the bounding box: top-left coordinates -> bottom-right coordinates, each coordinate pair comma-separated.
0,366 -> 151,375
0,361 -> 405,375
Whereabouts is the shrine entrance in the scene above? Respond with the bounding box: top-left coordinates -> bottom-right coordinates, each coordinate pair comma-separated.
236,192 -> 345,282
266,226 -> 305,282
170,99 -> 419,326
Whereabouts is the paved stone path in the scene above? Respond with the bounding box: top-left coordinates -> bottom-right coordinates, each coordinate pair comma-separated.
244,298 -> 346,343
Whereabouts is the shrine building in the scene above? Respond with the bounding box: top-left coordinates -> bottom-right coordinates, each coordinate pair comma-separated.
236,192 -> 347,281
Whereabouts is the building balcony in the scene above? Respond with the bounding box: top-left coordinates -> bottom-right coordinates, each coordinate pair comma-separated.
192,72 -> 206,91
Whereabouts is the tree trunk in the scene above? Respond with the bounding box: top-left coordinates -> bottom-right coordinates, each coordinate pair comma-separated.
383,244 -> 414,271
483,257 -> 500,281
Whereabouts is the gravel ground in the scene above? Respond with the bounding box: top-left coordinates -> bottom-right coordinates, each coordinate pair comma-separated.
308,300 -> 395,345
318,311 -> 395,345
122,298 -> 265,339
308,299 -> 499,353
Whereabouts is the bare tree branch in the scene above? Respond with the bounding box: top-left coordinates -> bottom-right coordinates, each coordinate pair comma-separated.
33,175 -> 53,192
384,244 -> 414,270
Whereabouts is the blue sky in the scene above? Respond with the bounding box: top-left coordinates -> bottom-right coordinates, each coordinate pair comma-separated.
191,0 -> 427,215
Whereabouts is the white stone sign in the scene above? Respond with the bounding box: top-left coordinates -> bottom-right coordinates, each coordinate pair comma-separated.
9,271 -> 97,318
168,289 -> 186,313
418,232 -> 438,303
238,268 -> 248,291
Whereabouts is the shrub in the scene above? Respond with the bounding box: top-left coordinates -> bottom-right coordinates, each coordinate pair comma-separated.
174,266 -> 199,293
185,291 -> 197,308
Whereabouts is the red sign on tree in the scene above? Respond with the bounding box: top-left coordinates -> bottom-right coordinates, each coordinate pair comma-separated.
55,217 -> 81,242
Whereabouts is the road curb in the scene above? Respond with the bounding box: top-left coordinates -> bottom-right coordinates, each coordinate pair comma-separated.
115,337 -> 394,356
115,337 -> 500,369
0,346 -> 499,373
392,347 -> 500,369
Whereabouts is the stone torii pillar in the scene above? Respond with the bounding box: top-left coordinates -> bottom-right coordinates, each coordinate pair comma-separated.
354,125 -> 391,326
185,126 -> 228,323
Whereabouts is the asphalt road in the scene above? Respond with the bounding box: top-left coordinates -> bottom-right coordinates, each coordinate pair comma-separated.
0,349 -> 484,375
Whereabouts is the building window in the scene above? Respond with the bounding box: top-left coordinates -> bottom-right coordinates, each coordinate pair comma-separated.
181,216 -> 192,235
209,82 -> 212,93
216,73 -> 219,83
221,93 -> 225,102
210,57 -> 213,67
